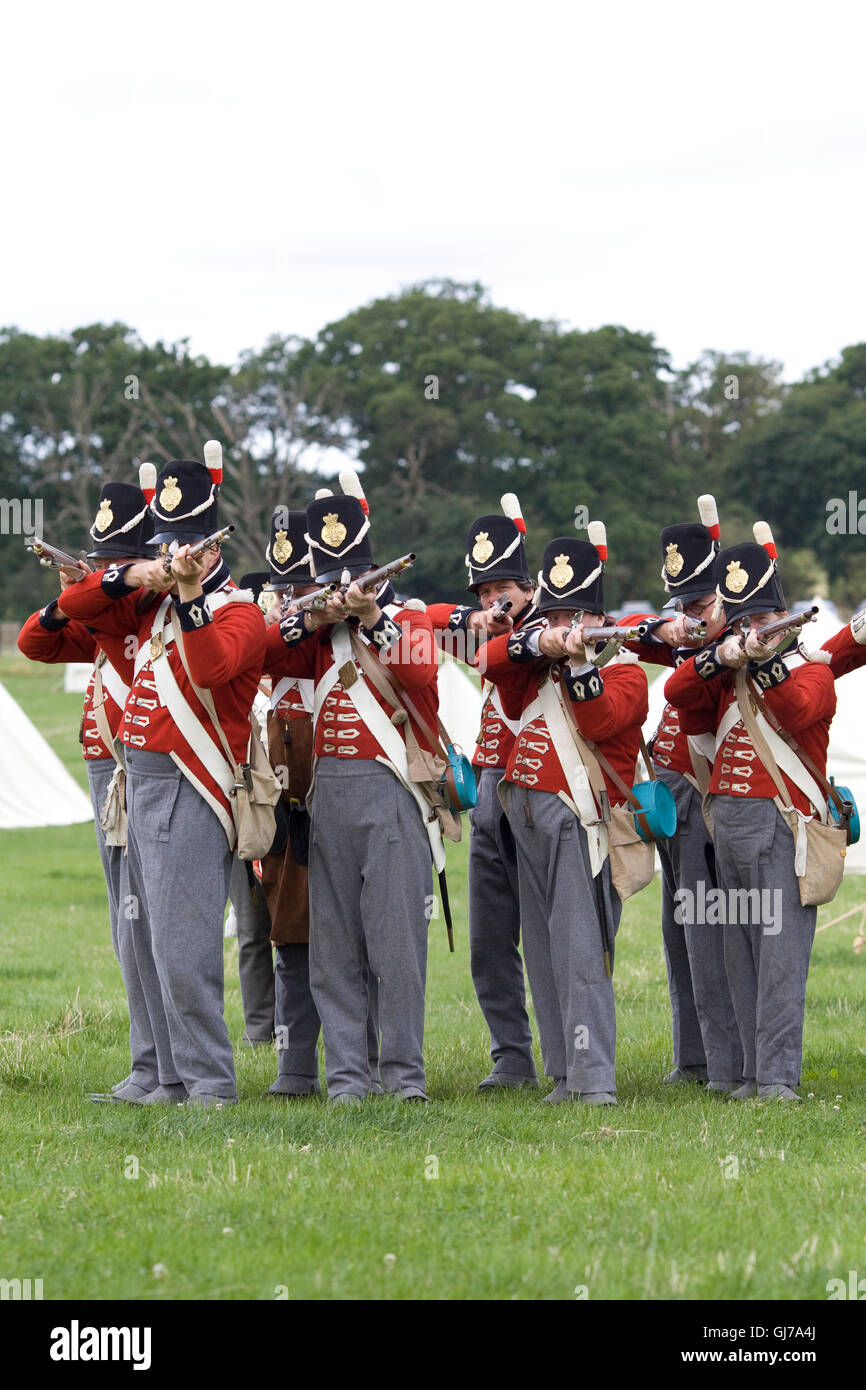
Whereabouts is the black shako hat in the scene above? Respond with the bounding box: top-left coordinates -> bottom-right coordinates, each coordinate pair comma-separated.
659,523 -> 719,604
537,535 -> 606,614
86,482 -> 153,559
146,445 -> 222,547
715,539 -> 787,620
264,507 -> 315,588
238,571 -> 275,615
465,493 -> 529,593
304,494 -> 374,583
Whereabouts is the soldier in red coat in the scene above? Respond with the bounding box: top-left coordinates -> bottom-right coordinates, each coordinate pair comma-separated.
264,491 -> 440,1104
256,503 -> 378,1097
616,503 -> 743,1093
477,529 -> 648,1105
664,535 -> 837,1101
58,451 -> 266,1106
425,494 -> 539,1090
18,478 -> 177,1104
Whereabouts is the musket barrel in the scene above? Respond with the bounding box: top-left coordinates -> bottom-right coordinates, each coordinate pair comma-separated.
25,538 -> 91,572
161,525 -> 235,571
344,553 -> 416,594
754,606 -> 818,641
292,583 -> 336,612
742,606 -> 819,644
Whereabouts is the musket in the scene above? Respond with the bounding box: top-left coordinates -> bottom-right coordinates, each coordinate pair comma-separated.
673,598 -> 710,642
573,613 -> 708,649
161,524 -> 235,572
738,605 -> 818,648
337,553 -> 416,595
291,582 -> 337,612
563,612 -> 660,671
585,622 -> 650,644
25,537 -> 93,575
489,597 -> 513,619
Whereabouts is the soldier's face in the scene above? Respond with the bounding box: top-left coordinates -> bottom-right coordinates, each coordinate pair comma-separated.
684,593 -> 726,641
739,611 -> 783,628
477,579 -> 529,610
735,608 -> 785,635
546,608 -> 604,630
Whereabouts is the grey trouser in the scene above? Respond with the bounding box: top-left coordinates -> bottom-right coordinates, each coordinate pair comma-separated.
308,759 -> 431,1098
229,854 -> 275,1042
125,749 -> 235,1099
468,769 -> 536,1078
274,946 -> 380,1087
274,944 -> 321,1083
87,759 -> 161,1090
657,769 -> 743,1083
713,796 -> 816,1087
506,786 -> 621,1094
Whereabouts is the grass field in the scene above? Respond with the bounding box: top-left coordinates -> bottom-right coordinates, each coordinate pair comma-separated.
1,654 -> 865,1302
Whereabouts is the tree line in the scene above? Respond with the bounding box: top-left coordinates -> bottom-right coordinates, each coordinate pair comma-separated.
2,278 -> 865,622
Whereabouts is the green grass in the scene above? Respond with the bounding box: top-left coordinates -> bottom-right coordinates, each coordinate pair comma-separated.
1,655 -> 866,1301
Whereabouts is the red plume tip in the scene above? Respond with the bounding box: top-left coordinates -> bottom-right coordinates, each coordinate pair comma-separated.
764,541 -> 777,559
359,498 -> 369,515
596,545 -> 608,561
708,523 -> 721,541
142,488 -> 155,504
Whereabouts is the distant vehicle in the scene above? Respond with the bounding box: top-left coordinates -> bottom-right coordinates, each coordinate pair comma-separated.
611,600 -> 653,620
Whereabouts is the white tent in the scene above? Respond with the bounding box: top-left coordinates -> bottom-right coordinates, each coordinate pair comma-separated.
642,597 -> 866,871
0,680 -> 93,829
437,655 -> 484,755
63,663 -> 91,693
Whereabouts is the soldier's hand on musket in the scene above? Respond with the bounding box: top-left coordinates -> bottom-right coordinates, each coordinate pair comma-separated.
264,599 -> 286,627
123,558 -> 176,593
655,614 -> 702,648
742,624 -> 785,662
170,544 -> 208,583
58,560 -> 90,590
716,633 -> 751,668
563,621 -> 588,664
302,596 -> 345,630
469,608 -> 514,637
342,580 -> 380,628
538,625 -> 571,659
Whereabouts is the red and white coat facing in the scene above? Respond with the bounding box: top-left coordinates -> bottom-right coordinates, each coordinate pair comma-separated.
57,563 -> 266,822
476,627 -> 649,806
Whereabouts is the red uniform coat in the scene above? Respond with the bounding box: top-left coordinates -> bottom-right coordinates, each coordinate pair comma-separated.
58,565 -> 266,821
823,618 -> 866,679
477,632 -> 649,807
664,656 -> 836,815
263,606 -> 439,763
427,599 -> 533,770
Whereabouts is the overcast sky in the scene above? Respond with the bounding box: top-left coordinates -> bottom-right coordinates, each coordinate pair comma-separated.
4,1 -> 864,381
